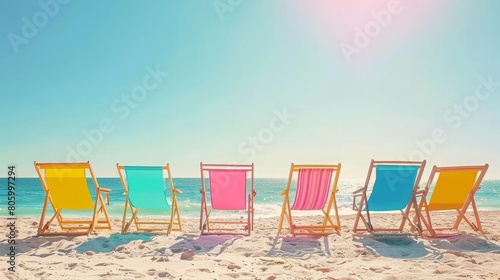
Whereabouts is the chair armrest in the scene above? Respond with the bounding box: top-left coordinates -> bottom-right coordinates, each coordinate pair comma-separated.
352,187 -> 364,194
352,188 -> 365,210
98,188 -> 111,205
174,189 -> 183,194
415,189 -> 426,197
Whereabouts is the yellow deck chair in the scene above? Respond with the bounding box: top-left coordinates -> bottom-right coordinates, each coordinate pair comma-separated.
277,163 -> 342,236
34,161 -> 111,235
116,164 -> 182,235
416,164 -> 489,238
199,163 -> 255,235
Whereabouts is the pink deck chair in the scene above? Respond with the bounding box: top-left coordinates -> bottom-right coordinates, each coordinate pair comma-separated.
199,163 -> 255,235
277,163 -> 342,236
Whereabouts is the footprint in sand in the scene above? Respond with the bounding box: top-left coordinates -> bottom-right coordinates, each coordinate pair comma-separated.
98,273 -> 121,278
221,272 -> 255,279
314,267 -> 331,273
228,264 -> 241,270
33,253 -> 53,258
124,271 -> 145,278
433,269 -> 447,274
156,257 -> 168,262
369,267 -> 383,273
95,262 -> 116,266
118,268 -> 135,272
157,271 -> 171,278
221,272 -> 240,278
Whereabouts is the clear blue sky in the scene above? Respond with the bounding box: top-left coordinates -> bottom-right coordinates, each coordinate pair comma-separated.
1,0 -> 499,179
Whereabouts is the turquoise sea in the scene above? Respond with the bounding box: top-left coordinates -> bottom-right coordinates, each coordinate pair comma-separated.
1,178 -> 499,218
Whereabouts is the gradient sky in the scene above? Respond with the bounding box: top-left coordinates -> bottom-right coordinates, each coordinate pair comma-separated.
1,0 -> 499,179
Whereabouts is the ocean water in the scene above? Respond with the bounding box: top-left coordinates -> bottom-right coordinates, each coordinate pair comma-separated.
1,178 -> 499,218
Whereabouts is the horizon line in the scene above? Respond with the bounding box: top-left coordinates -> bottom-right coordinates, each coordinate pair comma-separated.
3,177 -> 500,181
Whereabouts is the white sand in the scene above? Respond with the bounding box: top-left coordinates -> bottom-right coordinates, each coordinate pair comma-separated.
2,211 -> 500,280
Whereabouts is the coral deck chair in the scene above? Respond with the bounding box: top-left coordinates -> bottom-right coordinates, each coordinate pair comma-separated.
199,163 -> 255,235
416,164 -> 489,238
277,163 -> 342,236
117,164 -> 182,235
34,161 -> 112,235
352,160 -> 426,237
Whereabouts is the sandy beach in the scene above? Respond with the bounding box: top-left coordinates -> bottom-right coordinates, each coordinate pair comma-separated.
3,211 -> 500,280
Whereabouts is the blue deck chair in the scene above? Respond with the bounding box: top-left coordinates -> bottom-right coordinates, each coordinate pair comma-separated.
117,164 -> 182,234
352,160 -> 426,237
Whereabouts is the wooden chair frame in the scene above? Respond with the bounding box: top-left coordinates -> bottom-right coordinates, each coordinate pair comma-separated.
277,163 -> 342,237
117,164 -> 182,235
352,160 -> 426,237
34,161 -> 111,236
199,163 -> 255,235
416,164 -> 489,238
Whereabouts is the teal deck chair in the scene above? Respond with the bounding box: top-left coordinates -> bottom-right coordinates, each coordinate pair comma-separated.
117,164 -> 182,234
352,160 -> 426,237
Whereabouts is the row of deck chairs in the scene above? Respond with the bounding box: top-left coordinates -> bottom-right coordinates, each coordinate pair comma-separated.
33,160 -> 489,238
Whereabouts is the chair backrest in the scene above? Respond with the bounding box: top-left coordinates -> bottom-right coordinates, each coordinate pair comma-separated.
123,166 -> 171,210
427,165 -> 488,211
291,167 -> 335,210
35,162 -> 94,210
201,163 -> 254,210
366,164 -> 422,211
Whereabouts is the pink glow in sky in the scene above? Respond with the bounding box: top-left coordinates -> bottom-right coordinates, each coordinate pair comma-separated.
295,0 -> 452,66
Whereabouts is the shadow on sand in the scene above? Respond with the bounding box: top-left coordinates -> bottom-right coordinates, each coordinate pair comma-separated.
15,235 -> 77,255
354,236 -> 442,259
75,233 -> 153,254
428,234 -> 500,254
268,236 -> 331,258
168,235 -> 242,256
14,233 -> 154,255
